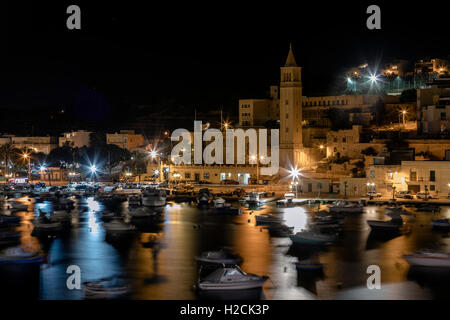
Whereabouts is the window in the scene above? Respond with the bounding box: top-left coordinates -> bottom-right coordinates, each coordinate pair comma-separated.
410,171 -> 417,181
370,170 -> 375,178
430,170 -> 436,182
286,113 -> 289,119
430,185 -> 435,191
441,112 -> 447,120
285,100 -> 289,105
185,173 -> 190,179
204,173 -> 210,179
286,127 -> 289,133
333,138 -> 337,142
343,137 -> 346,142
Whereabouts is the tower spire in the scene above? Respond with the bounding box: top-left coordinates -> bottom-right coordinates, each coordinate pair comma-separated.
285,42 -> 297,67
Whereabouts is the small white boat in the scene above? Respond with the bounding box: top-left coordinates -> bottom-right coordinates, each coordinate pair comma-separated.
142,188 -> 166,207
404,252 -> 450,269
367,212 -> 403,231
328,200 -> 363,214
212,197 -> 228,208
84,276 -> 129,299
246,192 -> 261,205
103,219 -> 135,232
196,266 -> 268,291
289,230 -> 336,245
8,200 -> 28,211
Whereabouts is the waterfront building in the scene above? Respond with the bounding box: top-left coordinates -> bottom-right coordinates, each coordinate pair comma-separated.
106,130 -> 145,150
417,77 -> 450,134
11,136 -> 57,154
59,130 -> 92,148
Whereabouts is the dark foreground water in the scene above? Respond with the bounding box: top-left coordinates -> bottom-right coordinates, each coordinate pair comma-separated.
1,196 -> 450,300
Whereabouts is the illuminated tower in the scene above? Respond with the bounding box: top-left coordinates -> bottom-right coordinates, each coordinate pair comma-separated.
279,43 -> 303,172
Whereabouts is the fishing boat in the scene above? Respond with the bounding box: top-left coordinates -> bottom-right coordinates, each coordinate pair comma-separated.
212,197 -> 227,208
8,200 -> 28,211
196,249 -> 242,265
0,215 -> 22,225
367,212 -> 404,231
103,218 -> 135,233
431,219 -> 450,230
0,231 -> 21,245
266,223 -> 294,237
84,276 -> 129,299
255,214 -> 283,225
128,194 -> 141,207
142,188 -> 166,207
296,258 -> 324,272
403,252 -> 450,269
196,266 -> 268,291
328,200 -> 363,214
128,207 -> 157,218
0,246 -> 44,264
32,217 -> 62,232
246,192 -> 261,206
289,230 -> 336,245
197,188 -> 213,206
417,204 -> 440,213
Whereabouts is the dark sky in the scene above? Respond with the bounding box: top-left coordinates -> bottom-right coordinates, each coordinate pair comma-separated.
3,1 -> 450,134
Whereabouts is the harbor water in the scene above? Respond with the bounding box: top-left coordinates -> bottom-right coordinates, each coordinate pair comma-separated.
1,196 -> 450,300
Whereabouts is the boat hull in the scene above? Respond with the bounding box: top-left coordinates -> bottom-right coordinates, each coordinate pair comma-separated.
197,278 -> 268,291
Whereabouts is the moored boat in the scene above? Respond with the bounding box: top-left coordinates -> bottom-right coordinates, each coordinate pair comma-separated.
404,252 -> 450,269
142,188 -> 166,207
8,200 -> 28,211
296,259 -> 324,272
196,249 -> 242,265
431,219 -> 450,230
328,200 -> 363,214
84,276 -> 130,299
196,266 -> 268,291
289,230 -> 336,245
0,246 -> 44,264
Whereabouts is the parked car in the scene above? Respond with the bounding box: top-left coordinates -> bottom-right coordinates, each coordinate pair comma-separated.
221,180 -> 239,185
416,192 -> 433,200
366,191 -> 382,198
395,191 -> 413,199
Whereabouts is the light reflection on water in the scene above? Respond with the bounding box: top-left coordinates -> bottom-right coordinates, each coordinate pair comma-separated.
0,196 -> 449,300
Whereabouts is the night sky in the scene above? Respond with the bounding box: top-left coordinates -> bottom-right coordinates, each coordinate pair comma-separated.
3,1 -> 450,135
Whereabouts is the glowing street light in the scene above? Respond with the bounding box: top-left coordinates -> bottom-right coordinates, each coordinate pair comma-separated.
22,153 -> 31,182
288,166 -> 300,181
90,165 -> 97,173
369,74 -> 379,84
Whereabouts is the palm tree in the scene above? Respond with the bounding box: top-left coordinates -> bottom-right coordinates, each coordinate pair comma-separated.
0,143 -> 19,177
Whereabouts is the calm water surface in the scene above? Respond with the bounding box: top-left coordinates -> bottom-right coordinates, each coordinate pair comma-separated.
1,196 -> 450,300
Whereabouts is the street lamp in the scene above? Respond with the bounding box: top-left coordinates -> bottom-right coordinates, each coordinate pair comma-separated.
288,166 -> 300,198
23,153 -> 31,183
90,165 -> 97,182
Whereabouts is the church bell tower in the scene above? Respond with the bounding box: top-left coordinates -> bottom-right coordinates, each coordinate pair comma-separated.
279,43 -> 303,172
